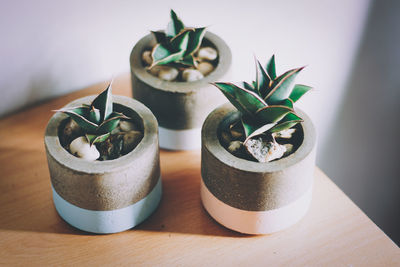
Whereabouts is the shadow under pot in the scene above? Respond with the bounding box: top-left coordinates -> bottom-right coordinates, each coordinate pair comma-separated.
44,95 -> 161,234
201,103 -> 317,234
130,32 -> 232,150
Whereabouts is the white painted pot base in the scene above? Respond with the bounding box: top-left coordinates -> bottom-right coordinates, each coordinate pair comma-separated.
159,126 -> 201,151
200,179 -> 312,234
52,177 -> 162,234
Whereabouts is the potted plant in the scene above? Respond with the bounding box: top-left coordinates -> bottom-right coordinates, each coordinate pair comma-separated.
201,55 -> 317,234
44,84 -> 161,234
130,10 -> 232,150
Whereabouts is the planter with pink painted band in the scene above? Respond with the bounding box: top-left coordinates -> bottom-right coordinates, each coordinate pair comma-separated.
201,103 -> 317,234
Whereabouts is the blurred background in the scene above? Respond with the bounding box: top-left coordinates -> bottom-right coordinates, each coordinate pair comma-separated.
0,0 -> 398,244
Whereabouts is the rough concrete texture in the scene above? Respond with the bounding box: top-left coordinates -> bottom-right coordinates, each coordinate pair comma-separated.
130,32 -> 232,130
201,103 -> 317,211
45,95 -> 160,211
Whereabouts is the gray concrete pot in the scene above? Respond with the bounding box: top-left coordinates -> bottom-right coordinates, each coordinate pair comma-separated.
44,95 -> 161,234
201,103 -> 317,234
130,32 -> 232,150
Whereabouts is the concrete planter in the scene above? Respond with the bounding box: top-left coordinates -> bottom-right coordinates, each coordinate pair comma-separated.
130,32 -> 232,150
201,103 -> 317,234
44,95 -> 161,234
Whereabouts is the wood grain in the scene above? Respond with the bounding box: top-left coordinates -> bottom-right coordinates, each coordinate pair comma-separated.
0,74 -> 398,266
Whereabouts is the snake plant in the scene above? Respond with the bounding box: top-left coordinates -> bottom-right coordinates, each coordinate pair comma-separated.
150,9 -> 207,68
55,83 -> 129,145
213,55 -> 312,144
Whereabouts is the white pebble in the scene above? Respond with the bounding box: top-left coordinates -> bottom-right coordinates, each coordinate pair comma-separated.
158,67 -> 179,81
182,69 -> 204,82
69,136 -> 100,161
119,121 -> 138,132
198,47 -> 218,61
142,50 -> 153,66
197,62 -> 214,76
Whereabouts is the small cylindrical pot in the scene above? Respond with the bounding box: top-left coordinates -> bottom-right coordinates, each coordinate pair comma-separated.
44,95 -> 161,234
130,32 -> 232,150
201,103 -> 317,234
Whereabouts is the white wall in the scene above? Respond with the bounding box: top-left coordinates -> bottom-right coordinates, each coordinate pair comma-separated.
8,0 -> 399,240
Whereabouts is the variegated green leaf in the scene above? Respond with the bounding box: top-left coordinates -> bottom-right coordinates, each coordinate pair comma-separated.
256,58 -> 271,98
243,81 -> 257,93
279,98 -> 294,109
86,133 -> 110,146
265,67 -> 304,104
241,116 -> 259,137
150,44 -> 185,67
151,31 -> 168,44
178,54 -> 196,67
269,112 -> 303,133
255,105 -> 293,123
89,107 -> 101,124
96,112 -> 130,134
244,122 -> 276,143
266,55 -> 276,80
185,27 -> 207,56
289,84 -> 312,103
170,29 -> 190,51
213,82 -> 267,116
167,9 -> 185,37
91,83 -> 113,121
56,107 -> 98,134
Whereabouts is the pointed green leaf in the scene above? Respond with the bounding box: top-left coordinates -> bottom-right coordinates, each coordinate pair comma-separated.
56,107 -> 98,134
89,107 -> 101,124
269,112 -> 303,133
244,123 -> 276,143
178,54 -> 196,67
86,133 -> 110,146
213,82 -> 267,116
265,67 -> 304,104
255,105 -> 293,123
241,116 -> 259,137
96,112 -> 130,134
170,29 -> 190,51
289,84 -> 312,103
91,83 -> 113,121
167,9 -> 185,37
279,98 -> 294,109
255,58 -> 271,98
243,81 -> 257,93
266,55 -> 276,80
185,27 -> 207,56
151,31 -> 168,44
150,44 -> 185,67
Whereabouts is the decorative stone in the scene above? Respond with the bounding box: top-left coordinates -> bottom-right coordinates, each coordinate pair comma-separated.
245,137 -> 286,163
119,120 -> 139,132
273,128 -> 296,139
142,50 -> 152,66
198,47 -> 218,61
97,135 -> 123,160
230,122 -> 244,140
228,141 -> 243,155
60,118 -> 82,146
220,131 -> 232,146
182,69 -> 204,82
123,130 -> 143,153
283,143 -> 294,156
148,65 -> 167,76
69,136 -> 100,161
197,62 -> 214,76
158,67 -> 179,81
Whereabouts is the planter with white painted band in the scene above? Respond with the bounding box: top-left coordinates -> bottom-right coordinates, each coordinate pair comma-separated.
130,32 -> 232,150
201,103 -> 317,234
44,95 -> 161,234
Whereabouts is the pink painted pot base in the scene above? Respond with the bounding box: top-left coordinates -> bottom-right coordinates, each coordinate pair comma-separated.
200,179 -> 312,234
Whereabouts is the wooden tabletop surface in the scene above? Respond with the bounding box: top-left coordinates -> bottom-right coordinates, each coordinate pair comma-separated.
0,74 -> 398,266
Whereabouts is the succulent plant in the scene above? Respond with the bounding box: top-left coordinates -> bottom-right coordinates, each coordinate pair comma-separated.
55,83 -> 129,145
213,55 -> 312,145
149,9 -> 207,68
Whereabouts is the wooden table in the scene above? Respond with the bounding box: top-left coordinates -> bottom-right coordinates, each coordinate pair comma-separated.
0,74 -> 398,266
